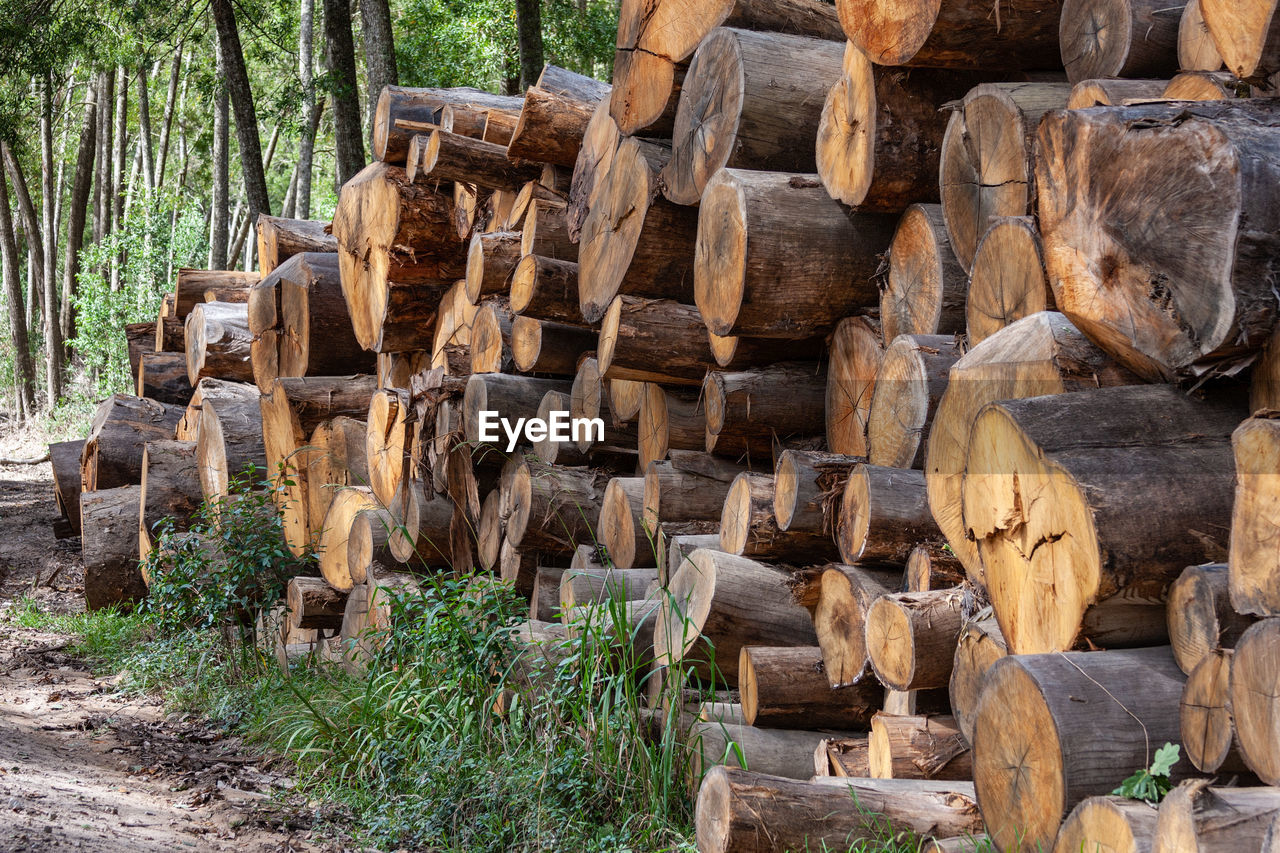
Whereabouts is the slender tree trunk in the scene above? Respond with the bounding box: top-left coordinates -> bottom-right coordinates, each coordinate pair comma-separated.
61,77 -> 96,350
40,73 -> 61,404
209,39 -> 230,270
297,0 -> 317,219
137,63 -> 155,193
1,143 -> 44,310
361,0 -> 398,127
110,65 -> 128,292
324,0 -> 365,186
229,125 -> 280,269
52,76 -> 74,232
0,168 -> 35,418
25,235 -> 37,336
514,0 -> 545,91
156,49 -> 183,188
93,69 -> 113,245
281,164 -> 299,218
209,0 -> 271,221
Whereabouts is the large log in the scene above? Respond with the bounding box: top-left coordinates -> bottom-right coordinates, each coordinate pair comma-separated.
1179,0 -> 1224,71
137,351 -> 195,406
172,269 -> 258,319
416,129 -> 541,190
940,82 -> 1072,272
1053,796 -> 1159,853
812,564 -> 903,687
386,480 -> 452,568
739,645 -> 881,730
559,565 -> 659,611
772,450 -> 859,538
505,461 -> 607,553
255,216 -> 337,276
81,485 -> 145,609
867,334 -> 962,469
462,373 -> 571,447
869,713 -> 971,780
703,363 -> 826,458
948,617 -> 1007,744
137,440 -> 201,563
1230,415 -> 1280,617
973,647 -> 1188,852
50,439 -> 85,537
925,312 -> 1141,587
365,390 -> 413,508
567,99 -> 620,242
1067,77 -> 1173,107
720,473 -> 835,562
1153,782 -> 1280,853
598,477 -> 661,569
688,722 -> 845,784
695,170 -> 895,339
153,317 -> 185,354
521,200 -> 576,262
317,487 -> 379,591
185,301 -> 254,385
1168,562 -> 1255,674
1060,0 -> 1184,82
964,384 -> 1241,654
469,300 -> 514,374
465,231 -> 522,305
882,204 -> 967,342
126,322 -> 153,384
81,395 -> 184,493
644,458 -> 738,531
305,416 -> 369,546
512,318 -> 593,375
866,587 -> 966,691
1180,648 -> 1247,774
277,252 -> 375,379
371,85 -> 524,164
965,216 -> 1051,346
578,137 -> 696,323
332,162 -> 462,353
507,84 -> 600,168
510,255 -> 580,326
656,549 -> 816,683
817,43 -> 995,211
663,28 -> 845,206
195,383 -> 266,503
570,357 -> 638,452
825,315 -> 884,457
838,464 -> 944,567
695,767 -> 983,853
1036,99 -> 1280,380
1229,618 -> 1280,784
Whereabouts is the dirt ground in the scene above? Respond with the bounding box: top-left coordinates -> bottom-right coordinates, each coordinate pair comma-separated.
0,438 -> 358,852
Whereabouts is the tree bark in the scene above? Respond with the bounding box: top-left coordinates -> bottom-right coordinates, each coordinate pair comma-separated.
1167,562 -> 1254,674
508,85 -> 598,167
137,352 -> 195,405
210,0 -> 270,221
740,645 -> 881,730
255,216 -> 337,276
137,439 -> 201,562
703,363 -> 826,459
0,163 -> 34,416
210,42 -> 230,270
324,0 -> 366,185
136,64 -> 155,193
184,301 -> 254,384
360,0 -> 399,127
61,76 -> 97,347
869,713 -> 971,780
297,0 -> 318,219
38,75 -> 60,402
81,395 -> 184,493
514,0 -> 545,90
865,587 -> 966,691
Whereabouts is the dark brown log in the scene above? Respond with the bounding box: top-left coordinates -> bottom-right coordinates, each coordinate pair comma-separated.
137,440 -> 201,563
869,713 -> 971,780
81,485 -> 145,610
372,85 -> 524,164
813,564 -> 903,687
286,576 -> 348,630
882,204 -> 967,341
126,322 -> 152,383
948,617 -> 1007,744
172,268 -> 259,318
695,170 -> 896,338
739,645 -> 881,730
1060,0 -> 1183,82
81,395 -> 184,493
520,200 -> 576,262
185,301 -> 254,385
1168,562 -> 1256,674
512,317 -> 594,375
156,316 -> 184,354
866,587 -> 966,691
510,255 -> 581,325
50,439 -> 84,536
867,334 -> 962,469
703,363 -> 826,459
255,215 -> 337,276
507,84 -> 600,167
637,383 -> 706,469
277,252 -> 376,379
418,129 -> 542,192
838,464 -> 945,567
137,351 -> 195,405
965,216 -> 1052,346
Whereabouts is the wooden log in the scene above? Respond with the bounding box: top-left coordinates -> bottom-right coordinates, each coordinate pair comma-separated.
720,472 -> 835,562
695,170 -> 895,339
838,464 -> 944,567
824,315 -> 884,457
578,137 -> 695,323
50,439 -> 85,537
964,384 -> 1242,654
1180,648 -> 1248,774
137,440 -> 200,563
948,617 -> 1007,744
81,395 -> 183,493
507,84 -> 599,167
1060,0 -> 1183,82
418,129 -> 541,190
505,461 -> 607,552
529,566 -> 566,621
559,565 -> 659,611
184,301 -> 254,385
317,487 -> 378,591
1153,782 -> 1280,853
869,713 -> 971,780
465,231 -> 521,306
255,216 -> 337,277
662,28 -> 844,206
346,507 -> 395,580
570,357 -> 638,451
1037,99 -> 1280,380
973,647 -> 1188,852
156,316 -> 185,355
965,216 -> 1052,346
477,489 -> 504,570
81,485 -> 145,610
1230,416 -> 1280,617
598,477 -> 661,569
528,390 -> 591,465
906,545 -> 965,593
666,533 -> 721,587
866,587 -> 966,691
811,564 -> 903,687
462,373 -> 571,447
496,539 -> 538,598
925,311 -> 1141,587
772,450 -> 858,538
1163,69 -> 1255,98
567,99 -> 619,242
638,383 -> 706,469
137,351 -> 194,406
688,722 -> 846,784
468,300 -> 514,374
277,252 -> 375,379
175,378 -> 236,442
882,204 -> 967,342
1229,618 -> 1280,784
332,162 -> 462,353
365,389 -> 413,507
703,363 -> 826,458
386,480 -> 452,567
867,334 -> 963,469
1179,0 -> 1224,71
286,576 -> 347,631
1169,562 -> 1255,674
1053,796 -> 1159,853
371,85 -> 524,164
940,82 -> 1072,272
655,548 -> 817,683
739,645 -> 881,730
814,736 -> 872,777
173,269 -> 258,318
695,767 -> 984,853
610,378 -> 645,424
512,317 -> 594,375
817,43 -> 996,211
1067,77 -> 1174,107
510,255 -> 580,325
645,457 -> 739,531
195,383 -> 266,504
126,322 -> 152,384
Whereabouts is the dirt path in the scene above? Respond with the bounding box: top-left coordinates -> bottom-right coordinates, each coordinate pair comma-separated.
0,455 -> 352,853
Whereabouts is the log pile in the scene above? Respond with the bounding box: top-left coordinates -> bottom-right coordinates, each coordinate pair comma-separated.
57,4 -> 1280,844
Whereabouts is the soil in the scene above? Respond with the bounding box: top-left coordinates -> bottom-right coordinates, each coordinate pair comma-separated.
0,440 -> 360,853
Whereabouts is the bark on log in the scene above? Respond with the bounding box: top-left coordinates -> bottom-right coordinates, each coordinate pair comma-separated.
512,317 -> 594,375
81,395 -> 183,493
570,357 -> 639,451
465,231 -> 522,306
869,713 -> 972,780
568,99 -> 620,242
940,82 -> 1072,272
366,389 -> 413,508
965,217 -> 1052,346
196,384 -> 266,504
185,301 -> 254,385
173,269 -> 258,319
666,533 -> 722,587
720,472 -> 836,562
559,565 -> 660,611
973,647 -> 1188,852
126,323 -> 152,384
156,316 -> 185,355
1036,99 -> 1280,380
645,458 -> 739,532
964,384 -> 1242,654
1230,415 -> 1280,617
530,565 -> 566,621
838,464 -> 944,567
507,84 -> 600,167
286,576 -> 348,630
317,487 -> 379,591
813,564 -> 903,687
386,480 -> 452,567
137,351 -> 195,405
81,485 -> 145,610
462,373 -> 571,446
598,477 -> 662,569
255,216 -> 337,277
695,170 -> 896,339
50,439 -> 85,537
948,617 -> 1007,744
137,440 -> 201,563
510,255 -> 581,325
882,204 -> 967,342
739,645 -> 881,730
772,450 -> 858,537
1153,782 -> 1280,853
505,461 -> 607,552
1067,77 -> 1174,107
521,200 -> 576,262
469,300 -> 515,374
866,587 -> 966,691
867,334 -> 962,469
638,383 -> 706,469
371,85 -> 524,164
1053,796 -> 1159,853
277,252 -> 376,379
825,316 -> 884,457
703,363 -> 826,459
1229,618 -> 1280,784
416,129 -> 541,191
1169,562 -> 1255,674
1059,0 -> 1184,82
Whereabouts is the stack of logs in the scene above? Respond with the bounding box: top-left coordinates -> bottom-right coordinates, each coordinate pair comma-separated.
52,0 -> 1280,845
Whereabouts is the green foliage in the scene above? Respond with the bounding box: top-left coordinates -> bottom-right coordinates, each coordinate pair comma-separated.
142,466 -> 313,634
1113,742 -> 1180,803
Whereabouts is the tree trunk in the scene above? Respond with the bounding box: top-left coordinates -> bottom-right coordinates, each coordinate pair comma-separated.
462,373 -> 571,446
867,334 -> 962,470
695,767 -> 983,853
277,252 -> 374,378
965,216 -> 1051,346
196,383 -> 267,503
0,165 -> 34,416
696,170 -> 895,338
93,69 -> 113,246
514,0 -> 544,90
287,576 -> 348,631
1168,563 -> 1255,674
837,464 -> 943,567
1229,415 -> 1280,618
297,0 -> 318,219
1179,0 -> 1223,72
137,65 -> 155,193
1228,619 -> 1280,784
1059,0 -> 1183,82
740,645 -> 881,730
1153,782 -> 1280,853
137,440 -> 201,562
137,352 -> 195,405
60,78 -> 96,347
703,363 -> 826,457
255,216 -> 336,276
156,49 -> 183,188
948,617 -> 1007,744
50,439 -> 85,536
559,565 -> 659,610
323,0 -> 365,185
865,588 -> 966,691
360,0 -> 398,126
110,65 -> 127,289
644,457 -> 739,529
184,301 -> 254,384
973,647 -> 1187,852
965,385 -> 1241,654
2,143 -> 45,316
567,99 -> 619,242
210,0 -> 270,221
508,85 -> 598,167
1054,796 -> 1159,853
868,713 -> 971,780
39,75 -> 61,402
637,383 -> 706,469
81,485 -> 145,609
597,477 -> 659,569
209,44 -> 230,269
81,395 -> 184,493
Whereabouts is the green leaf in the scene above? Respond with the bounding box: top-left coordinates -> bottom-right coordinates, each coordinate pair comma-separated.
1150,742 -> 1180,777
